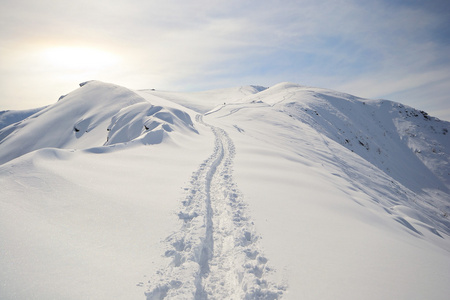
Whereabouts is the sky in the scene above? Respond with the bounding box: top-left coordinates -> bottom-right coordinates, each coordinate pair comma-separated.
1,0 -> 450,120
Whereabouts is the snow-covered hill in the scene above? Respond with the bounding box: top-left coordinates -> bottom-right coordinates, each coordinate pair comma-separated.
1,81 -> 449,299
0,81 -> 198,165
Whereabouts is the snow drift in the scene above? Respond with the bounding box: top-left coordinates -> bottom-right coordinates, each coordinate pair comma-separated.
1,81 -> 449,300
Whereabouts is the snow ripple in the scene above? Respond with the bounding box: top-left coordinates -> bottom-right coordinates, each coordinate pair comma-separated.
145,115 -> 284,299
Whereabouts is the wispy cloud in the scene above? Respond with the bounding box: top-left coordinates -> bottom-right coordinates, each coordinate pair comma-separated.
1,0 -> 449,119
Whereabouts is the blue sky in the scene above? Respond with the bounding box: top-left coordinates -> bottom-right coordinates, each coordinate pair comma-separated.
1,0 -> 449,120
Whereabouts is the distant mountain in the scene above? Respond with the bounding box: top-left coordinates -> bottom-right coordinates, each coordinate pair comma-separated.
1,81 -> 449,300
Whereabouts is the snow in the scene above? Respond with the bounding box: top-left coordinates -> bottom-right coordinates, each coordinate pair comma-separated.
138,85 -> 267,114
0,126 -> 212,299
1,81 -> 449,299
0,107 -> 47,130
208,94 -> 450,299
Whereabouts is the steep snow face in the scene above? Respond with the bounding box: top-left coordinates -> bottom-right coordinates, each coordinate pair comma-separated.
104,101 -> 197,146
0,81 -> 197,165
263,87 -> 450,192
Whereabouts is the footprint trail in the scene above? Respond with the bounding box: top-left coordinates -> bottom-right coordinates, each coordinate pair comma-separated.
145,115 -> 284,299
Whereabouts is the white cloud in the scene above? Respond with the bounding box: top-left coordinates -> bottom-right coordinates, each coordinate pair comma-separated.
0,0 -> 449,120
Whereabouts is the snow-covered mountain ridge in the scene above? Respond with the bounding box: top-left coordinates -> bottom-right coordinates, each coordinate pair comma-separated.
1,81 -> 449,299
0,81 -> 198,165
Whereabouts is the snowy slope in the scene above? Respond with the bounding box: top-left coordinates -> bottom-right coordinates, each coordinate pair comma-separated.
204,83 -> 450,299
0,81 -> 198,165
0,81 -> 211,300
0,107 -> 47,130
1,81 -> 449,300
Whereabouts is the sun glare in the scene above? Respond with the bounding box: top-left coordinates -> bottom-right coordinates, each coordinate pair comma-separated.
42,47 -> 119,70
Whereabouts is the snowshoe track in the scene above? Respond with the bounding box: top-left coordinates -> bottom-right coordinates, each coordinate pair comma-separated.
145,115 -> 284,299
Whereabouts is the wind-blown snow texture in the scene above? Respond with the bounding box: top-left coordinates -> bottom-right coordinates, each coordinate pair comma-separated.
1,81 -> 449,299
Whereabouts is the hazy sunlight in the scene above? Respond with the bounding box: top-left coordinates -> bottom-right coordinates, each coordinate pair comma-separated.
41,47 -> 119,71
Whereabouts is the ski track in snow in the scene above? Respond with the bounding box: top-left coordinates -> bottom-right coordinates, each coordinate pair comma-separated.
145,115 -> 284,300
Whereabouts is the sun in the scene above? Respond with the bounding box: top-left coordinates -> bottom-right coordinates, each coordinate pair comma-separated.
42,46 -> 119,71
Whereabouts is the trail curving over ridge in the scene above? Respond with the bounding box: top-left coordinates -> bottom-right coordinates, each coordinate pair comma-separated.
145,115 -> 284,299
